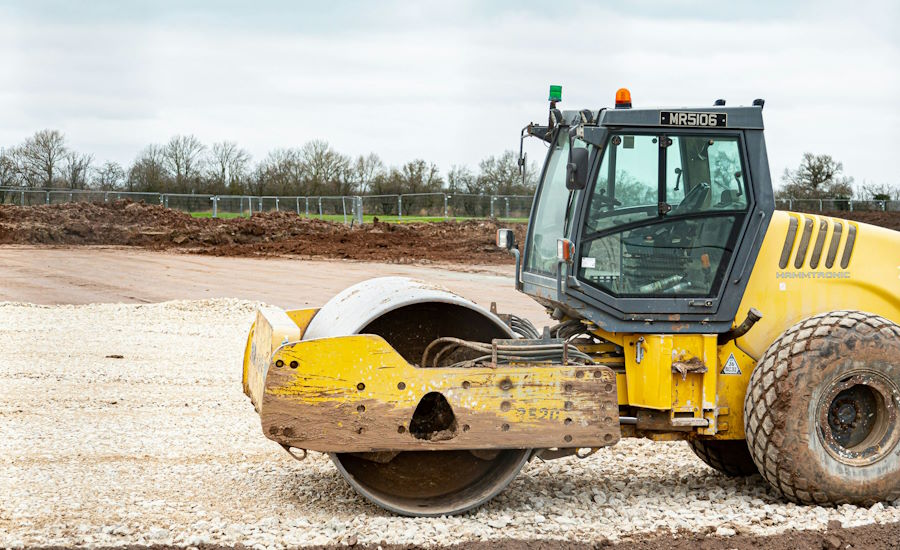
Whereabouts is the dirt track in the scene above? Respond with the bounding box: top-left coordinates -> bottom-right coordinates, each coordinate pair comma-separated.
0,245 -> 548,324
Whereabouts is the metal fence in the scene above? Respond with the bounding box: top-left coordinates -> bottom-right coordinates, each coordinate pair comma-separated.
2,187 -> 897,222
774,198 -> 900,212
0,188 -> 535,222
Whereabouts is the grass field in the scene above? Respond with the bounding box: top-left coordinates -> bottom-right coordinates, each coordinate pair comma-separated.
189,211 -> 528,223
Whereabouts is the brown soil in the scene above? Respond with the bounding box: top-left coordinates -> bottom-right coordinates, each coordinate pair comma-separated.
362,520 -> 900,549
25,519 -> 900,549
0,202 -> 896,265
0,200 -> 526,264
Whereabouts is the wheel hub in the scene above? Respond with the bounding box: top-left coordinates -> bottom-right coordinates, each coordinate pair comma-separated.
818,370 -> 900,466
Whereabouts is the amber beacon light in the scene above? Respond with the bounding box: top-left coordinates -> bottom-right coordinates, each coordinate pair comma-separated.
615,88 -> 632,109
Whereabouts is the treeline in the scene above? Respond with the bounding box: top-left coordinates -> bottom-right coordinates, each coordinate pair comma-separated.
777,153 -> 898,201
0,130 -> 538,197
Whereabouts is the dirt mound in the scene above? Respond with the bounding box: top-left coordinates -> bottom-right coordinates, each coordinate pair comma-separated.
1,202 -> 896,264
822,210 -> 900,231
0,200 -> 526,264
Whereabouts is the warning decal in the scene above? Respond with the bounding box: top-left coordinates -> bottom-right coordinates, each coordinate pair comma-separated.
721,353 -> 742,375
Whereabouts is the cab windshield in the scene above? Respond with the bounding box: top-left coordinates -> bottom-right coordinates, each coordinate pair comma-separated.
525,130 -> 588,276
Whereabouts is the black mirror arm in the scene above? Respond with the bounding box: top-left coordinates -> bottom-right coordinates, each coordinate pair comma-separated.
511,248 -> 523,291
518,126 -> 528,173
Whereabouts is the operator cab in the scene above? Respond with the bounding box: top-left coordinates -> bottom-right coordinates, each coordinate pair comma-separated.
512,87 -> 774,333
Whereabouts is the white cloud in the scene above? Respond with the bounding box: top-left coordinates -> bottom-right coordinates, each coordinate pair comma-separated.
0,0 -> 897,188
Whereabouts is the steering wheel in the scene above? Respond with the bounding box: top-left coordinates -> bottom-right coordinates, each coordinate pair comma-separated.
672,182 -> 710,215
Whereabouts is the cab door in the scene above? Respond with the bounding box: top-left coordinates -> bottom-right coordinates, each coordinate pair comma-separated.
570,130 -> 761,327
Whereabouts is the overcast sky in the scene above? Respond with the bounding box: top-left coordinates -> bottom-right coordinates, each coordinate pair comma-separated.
1,0 -> 898,190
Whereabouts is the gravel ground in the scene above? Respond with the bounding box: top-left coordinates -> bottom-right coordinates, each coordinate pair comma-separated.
1,299 -> 899,548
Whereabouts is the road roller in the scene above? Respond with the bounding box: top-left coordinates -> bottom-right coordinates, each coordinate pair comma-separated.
242,87 -> 900,516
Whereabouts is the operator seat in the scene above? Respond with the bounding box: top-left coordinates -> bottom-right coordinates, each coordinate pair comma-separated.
715,189 -> 736,209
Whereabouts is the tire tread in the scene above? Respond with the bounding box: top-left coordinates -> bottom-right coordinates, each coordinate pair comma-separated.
744,310 -> 900,505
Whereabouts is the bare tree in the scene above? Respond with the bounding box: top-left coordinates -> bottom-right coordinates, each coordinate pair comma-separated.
351,153 -> 384,194
255,148 -> 305,195
399,159 -> 442,194
163,135 -> 206,192
446,164 -> 478,194
19,129 -> 68,188
778,153 -> 854,199
298,140 -> 350,195
0,147 -> 24,188
0,147 -> 24,204
128,144 -> 169,192
209,141 -> 251,194
62,152 -> 94,190
857,182 -> 899,201
477,150 -> 536,195
93,161 -> 126,191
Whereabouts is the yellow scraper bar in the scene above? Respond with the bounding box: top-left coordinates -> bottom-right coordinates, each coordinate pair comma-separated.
258,334 -> 620,453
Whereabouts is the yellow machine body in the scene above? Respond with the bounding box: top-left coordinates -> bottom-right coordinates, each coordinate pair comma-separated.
586,212 -> 900,440
242,211 -> 900,450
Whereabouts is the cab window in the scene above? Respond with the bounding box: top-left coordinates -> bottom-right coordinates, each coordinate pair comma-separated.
666,135 -> 748,214
585,134 -> 658,234
526,131 -> 589,276
579,133 -> 748,297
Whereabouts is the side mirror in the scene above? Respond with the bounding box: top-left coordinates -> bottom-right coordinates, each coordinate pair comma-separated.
496,228 -> 516,250
566,147 -> 589,191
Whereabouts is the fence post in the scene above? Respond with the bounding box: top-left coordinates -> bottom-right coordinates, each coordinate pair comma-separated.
398,195 -> 403,219
305,197 -> 309,217
444,194 -> 449,219
356,196 -> 364,225
20,189 -> 24,205
490,196 -> 495,218
45,191 -> 50,205
849,200 -> 854,212
342,197 -> 348,224
258,197 -> 263,212
505,197 -> 510,219
882,200 -> 887,212
212,196 -> 218,218
104,192 -> 109,203
275,197 -> 279,212
296,197 -> 300,215
819,199 -> 823,211
318,197 -> 323,219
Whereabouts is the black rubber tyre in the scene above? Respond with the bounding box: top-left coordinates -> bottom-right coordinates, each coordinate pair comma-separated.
688,439 -> 759,477
744,311 -> 900,506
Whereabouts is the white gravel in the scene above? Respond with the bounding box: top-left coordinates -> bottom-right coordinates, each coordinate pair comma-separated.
1,299 -> 898,548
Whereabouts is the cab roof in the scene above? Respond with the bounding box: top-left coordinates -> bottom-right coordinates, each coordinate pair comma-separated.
561,105 -> 765,130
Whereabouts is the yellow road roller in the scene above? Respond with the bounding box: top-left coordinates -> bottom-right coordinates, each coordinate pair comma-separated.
243,88 -> 900,516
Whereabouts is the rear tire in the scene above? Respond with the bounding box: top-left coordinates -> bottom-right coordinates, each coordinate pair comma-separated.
688,439 -> 758,477
744,311 -> 900,506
